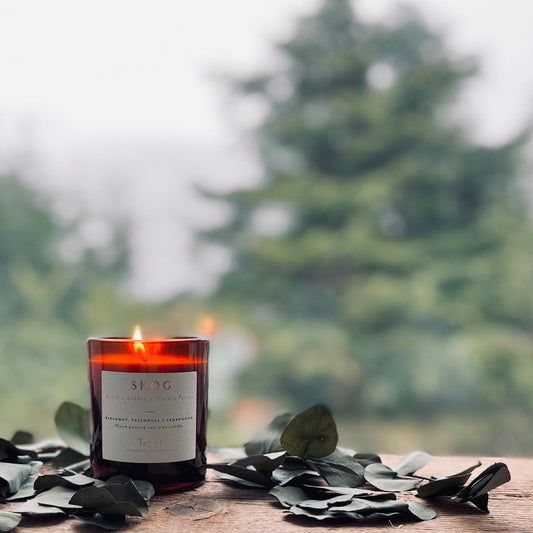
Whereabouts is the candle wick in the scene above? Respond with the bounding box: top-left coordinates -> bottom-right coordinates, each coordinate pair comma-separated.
134,340 -> 147,361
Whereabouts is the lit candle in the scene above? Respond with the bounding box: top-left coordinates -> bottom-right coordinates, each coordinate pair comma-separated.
87,327 -> 209,493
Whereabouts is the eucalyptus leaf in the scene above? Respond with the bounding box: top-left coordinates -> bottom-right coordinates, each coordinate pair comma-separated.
417,461 -> 482,498
0,511 -> 21,532
456,462 -> 511,512
209,463 -> 275,487
106,476 -> 155,502
34,472 -> 95,491
231,451 -> 287,475
35,485 -> 81,510
272,466 -> 319,486
52,447 -> 89,470
54,401 -> 90,456
0,438 -> 37,462
0,461 -> 40,495
392,451 -> 431,476
72,511 -> 126,531
288,504 -> 337,520
353,452 -> 382,467
269,485 -> 309,508
364,463 -> 421,492
5,473 -> 37,501
15,498 -> 67,516
244,413 -> 292,455
407,501 -> 437,520
70,483 -> 149,517
280,405 -> 338,459
307,457 -> 365,488
10,431 -> 33,446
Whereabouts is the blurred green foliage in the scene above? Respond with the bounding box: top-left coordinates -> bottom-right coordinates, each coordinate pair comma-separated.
2,0 -> 533,456
202,0 -> 533,432
0,174 -> 137,436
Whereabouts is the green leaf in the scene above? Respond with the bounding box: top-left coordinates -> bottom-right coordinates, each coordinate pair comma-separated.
407,501 -> 437,521
54,402 -> 90,456
9,431 -> 33,446
244,413 -> 292,455
0,438 -> 37,462
417,461 -> 481,498
34,473 -> 95,491
52,447 -> 89,470
15,498 -> 68,516
209,463 -> 275,488
392,451 -> 431,476
456,462 -> 511,512
0,461 -> 40,495
231,451 -> 287,475
34,485 -> 81,510
280,405 -> 338,459
364,463 -> 421,492
308,453 -> 365,488
353,452 -> 381,467
0,511 -> 21,532
70,483 -> 149,517
72,511 -> 126,530
269,485 -> 309,508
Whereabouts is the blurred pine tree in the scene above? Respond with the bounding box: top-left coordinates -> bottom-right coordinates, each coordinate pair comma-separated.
202,0 -> 533,416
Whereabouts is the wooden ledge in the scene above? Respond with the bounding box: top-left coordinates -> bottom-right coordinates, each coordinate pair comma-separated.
6,454 -> 533,532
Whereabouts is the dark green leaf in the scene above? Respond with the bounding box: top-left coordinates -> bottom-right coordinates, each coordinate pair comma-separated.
106,476 -> 155,502
0,511 -> 21,532
72,511 -> 126,530
280,405 -> 338,459
52,448 -> 89,470
272,466 -> 319,485
308,453 -> 365,488
244,413 -> 292,455
353,452 -> 382,467
34,473 -> 95,491
34,485 -> 81,510
392,451 -> 431,476
364,463 -> 421,492
269,485 -> 309,508
456,462 -> 511,512
70,483 -> 149,517
10,431 -> 33,446
231,451 -> 287,475
54,402 -> 90,456
0,438 -> 37,462
209,463 -> 275,487
417,461 -> 482,498
288,505 -> 337,520
15,497 -> 69,516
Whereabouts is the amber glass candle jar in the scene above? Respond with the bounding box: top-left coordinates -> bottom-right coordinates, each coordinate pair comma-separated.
87,333 -> 208,493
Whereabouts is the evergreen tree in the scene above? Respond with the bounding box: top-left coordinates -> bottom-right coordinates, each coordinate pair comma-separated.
203,0 -> 533,415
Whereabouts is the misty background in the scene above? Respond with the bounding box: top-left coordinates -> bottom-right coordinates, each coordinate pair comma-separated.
2,0 -> 533,455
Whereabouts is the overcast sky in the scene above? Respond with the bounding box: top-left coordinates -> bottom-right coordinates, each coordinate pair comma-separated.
1,0 -> 533,298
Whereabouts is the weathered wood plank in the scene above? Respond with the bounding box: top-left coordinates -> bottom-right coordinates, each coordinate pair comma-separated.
6,455 -> 532,532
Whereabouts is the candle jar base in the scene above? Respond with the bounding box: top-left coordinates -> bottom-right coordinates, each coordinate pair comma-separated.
90,454 -> 206,494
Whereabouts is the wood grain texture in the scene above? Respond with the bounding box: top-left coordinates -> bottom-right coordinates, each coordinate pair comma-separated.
6,454 -> 532,532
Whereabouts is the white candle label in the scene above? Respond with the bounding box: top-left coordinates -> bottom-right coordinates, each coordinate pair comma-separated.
101,371 -> 197,463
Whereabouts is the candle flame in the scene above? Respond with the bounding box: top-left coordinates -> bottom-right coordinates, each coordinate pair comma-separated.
132,325 -> 147,360
133,325 -> 143,341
